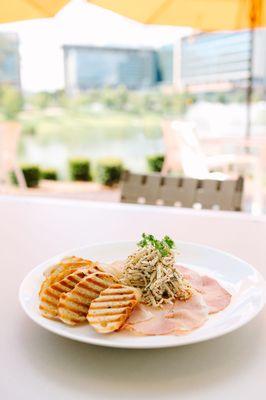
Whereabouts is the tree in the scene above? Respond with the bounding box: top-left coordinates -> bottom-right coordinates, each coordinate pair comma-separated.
0,84 -> 23,120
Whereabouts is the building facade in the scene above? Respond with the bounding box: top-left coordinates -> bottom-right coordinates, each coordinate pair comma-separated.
179,30 -> 266,94
63,45 -> 164,94
0,32 -> 20,88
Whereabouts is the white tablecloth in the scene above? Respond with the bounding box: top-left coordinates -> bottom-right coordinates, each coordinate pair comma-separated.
0,196 -> 265,400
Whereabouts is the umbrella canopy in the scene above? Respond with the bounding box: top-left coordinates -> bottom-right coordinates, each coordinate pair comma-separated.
0,0 -> 69,23
90,0 -> 266,30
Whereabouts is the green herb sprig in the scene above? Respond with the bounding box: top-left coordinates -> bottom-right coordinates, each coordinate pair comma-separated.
138,233 -> 175,257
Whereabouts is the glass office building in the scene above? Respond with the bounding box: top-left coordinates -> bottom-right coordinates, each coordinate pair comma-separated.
156,45 -> 173,84
0,33 -> 20,88
180,30 -> 266,92
63,45 -> 163,94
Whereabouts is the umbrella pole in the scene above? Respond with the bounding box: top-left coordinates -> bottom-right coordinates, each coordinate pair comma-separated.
245,26 -> 254,141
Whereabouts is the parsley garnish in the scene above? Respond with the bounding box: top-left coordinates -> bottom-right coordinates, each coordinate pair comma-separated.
138,233 -> 175,257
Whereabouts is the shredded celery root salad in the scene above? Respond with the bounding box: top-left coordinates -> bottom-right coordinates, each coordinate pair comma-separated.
121,234 -> 192,307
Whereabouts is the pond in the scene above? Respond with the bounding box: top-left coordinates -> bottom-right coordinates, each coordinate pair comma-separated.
19,131 -> 163,178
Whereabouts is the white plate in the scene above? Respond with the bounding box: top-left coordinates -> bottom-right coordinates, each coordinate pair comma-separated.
19,241 -> 265,349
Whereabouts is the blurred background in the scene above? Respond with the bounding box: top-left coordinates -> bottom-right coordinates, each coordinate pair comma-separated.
0,0 -> 265,211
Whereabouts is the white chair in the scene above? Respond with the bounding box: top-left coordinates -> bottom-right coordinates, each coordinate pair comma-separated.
0,121 -> 26,190
162,120 -> 263,213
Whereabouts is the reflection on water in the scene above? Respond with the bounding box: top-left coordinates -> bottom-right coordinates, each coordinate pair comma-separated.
20,133 -> 163,178
18,101 -> 266,179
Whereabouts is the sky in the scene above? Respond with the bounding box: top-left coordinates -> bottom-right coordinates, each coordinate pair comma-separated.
0,0 -> 191,92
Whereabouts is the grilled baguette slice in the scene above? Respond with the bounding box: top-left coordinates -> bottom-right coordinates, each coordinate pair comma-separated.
39,257 -> 100,297
44,256 -> 91,277
58,272 -> 118,325
39,264 -> 103,319
87,284 -> 141,333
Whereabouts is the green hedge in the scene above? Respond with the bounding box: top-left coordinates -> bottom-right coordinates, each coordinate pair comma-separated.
41,168 -> 58,181
69,158 -> 92,181
96,157 -> 123,186
147,154 -> 165,172
11,164 -> 40,188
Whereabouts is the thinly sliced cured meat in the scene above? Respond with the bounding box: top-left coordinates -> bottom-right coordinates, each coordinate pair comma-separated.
175,265 -> 203,293
124,293 -> 208,336
201,275 -> 231,314
126,304 -> 154,324
165,292 -> 209,333
122,263 -> 231,336
175,265 -> 231,314
124,313 -> 177,336
104,260 -> 124,278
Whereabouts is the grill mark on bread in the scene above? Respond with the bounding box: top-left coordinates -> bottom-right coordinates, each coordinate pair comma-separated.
88,315 -> 128,323
67,275 -> 79,284
86,277 -> 107,289
90,301 -> 134,310
40,256 -> 97,298
77,282 -> 101,295
68,297 -> 94,307
52,284 -> 65,293
87,284 -> 140,333
40,299 -> 57,308
94,294 -> 135,302
77,272 -> 86,279
59,280 -> 74,290
45,289 -> 60,300
89,309 -> 129,317
57,272 -> 118,325
101,290 -> 134,295
39,268 -> 92,318
70,317 -> 83,324
59,303 -> 87,316
42,297 -> 57,307
69,290 -> 94,301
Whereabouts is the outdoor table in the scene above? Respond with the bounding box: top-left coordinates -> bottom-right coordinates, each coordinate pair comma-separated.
0,196 -> 265,400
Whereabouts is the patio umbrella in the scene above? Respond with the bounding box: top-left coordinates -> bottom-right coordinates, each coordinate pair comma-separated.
0,0 -> 69,23
90,0 -> 266,139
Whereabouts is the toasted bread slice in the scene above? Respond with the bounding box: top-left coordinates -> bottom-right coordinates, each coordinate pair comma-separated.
39,257 -> 101,297
39,264 -> 103,319
44,256 -> 90,277
87,284 -> 140,333
58,272 -> 118,325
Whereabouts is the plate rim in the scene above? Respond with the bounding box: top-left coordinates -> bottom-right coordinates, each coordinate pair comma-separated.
19,240 -> 266,349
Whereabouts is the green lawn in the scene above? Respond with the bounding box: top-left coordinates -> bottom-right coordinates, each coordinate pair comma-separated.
15,108 -> 164,176
20,108 -> 162,147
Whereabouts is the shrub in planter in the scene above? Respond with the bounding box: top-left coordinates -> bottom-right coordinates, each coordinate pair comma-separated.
96,157 -> 123,186
11,164 -> 40,188
69,158 -> 92,181
147,154 -> 165,173
41,168 -> 58,181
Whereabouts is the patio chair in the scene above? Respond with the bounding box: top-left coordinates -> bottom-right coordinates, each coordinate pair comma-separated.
162,120 -> 247,175
161,120 -> 262,213
120,171 -> 244,211
0,121 -> 26,189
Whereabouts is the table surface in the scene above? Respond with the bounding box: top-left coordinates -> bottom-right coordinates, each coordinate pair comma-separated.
0,196 -> 265,400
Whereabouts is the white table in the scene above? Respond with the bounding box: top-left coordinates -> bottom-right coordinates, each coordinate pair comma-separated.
0,196 -> 265,400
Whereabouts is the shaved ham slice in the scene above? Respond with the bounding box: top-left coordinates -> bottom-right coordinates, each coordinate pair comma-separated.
124,313 -> 177,336
175,265 -> 203,293
121,263 -> 231,336
201,275 -> 231,314
104,260 -> 124,278
165,292 -> 209,333
175,265 -> 231,314
126,304 -> 154,324
124,293 -> 208,336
